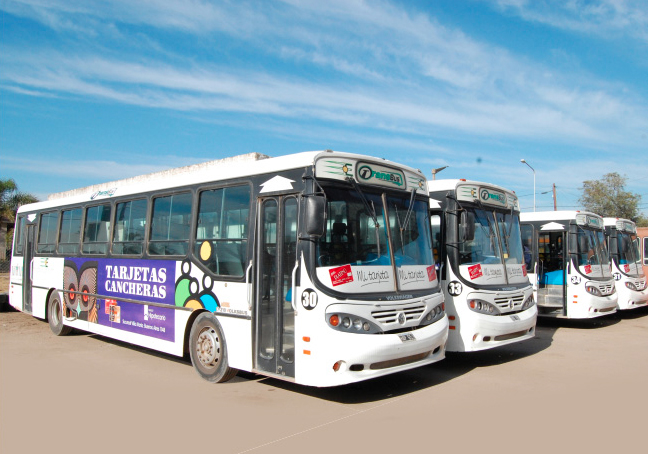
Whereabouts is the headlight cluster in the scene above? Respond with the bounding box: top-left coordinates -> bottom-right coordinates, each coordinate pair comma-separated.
521,294 -> 535,311
328,313 -> 382,334
468,299 -> 501,315
420,303 -> 445,326
625,281 -> 638,291
585,285 -> 602,296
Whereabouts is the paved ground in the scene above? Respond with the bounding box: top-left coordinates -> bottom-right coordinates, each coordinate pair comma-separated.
1,303 -> 647,454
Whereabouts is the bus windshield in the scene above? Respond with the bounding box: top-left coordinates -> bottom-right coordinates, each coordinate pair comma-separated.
616,231 -> 644,277
458,208 -> 527,285
575,227 -> 612,278
315,184 -> 436,294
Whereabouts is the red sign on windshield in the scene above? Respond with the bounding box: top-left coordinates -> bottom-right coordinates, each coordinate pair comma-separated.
330,264 -> 354,286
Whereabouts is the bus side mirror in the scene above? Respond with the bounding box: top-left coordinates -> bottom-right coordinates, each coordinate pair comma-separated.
305,195 -> 326,237
460,211 -> 475,242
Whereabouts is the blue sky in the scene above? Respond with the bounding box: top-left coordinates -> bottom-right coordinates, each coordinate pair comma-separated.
1,0 -> 647,215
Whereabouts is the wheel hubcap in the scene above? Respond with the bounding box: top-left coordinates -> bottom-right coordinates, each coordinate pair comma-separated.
196,327 -> 220,369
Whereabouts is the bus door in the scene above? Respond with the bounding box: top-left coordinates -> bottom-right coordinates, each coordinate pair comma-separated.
22,224 -> 35,314
255,196 -> 298,379
537,231 -> 566,311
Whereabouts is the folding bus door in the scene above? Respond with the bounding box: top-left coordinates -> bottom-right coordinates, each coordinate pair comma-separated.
255,196 -> 298,379
22,224 -> 35,314
537,231 -> 567,312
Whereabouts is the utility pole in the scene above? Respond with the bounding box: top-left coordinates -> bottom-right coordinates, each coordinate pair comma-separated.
552,183 -> 557,211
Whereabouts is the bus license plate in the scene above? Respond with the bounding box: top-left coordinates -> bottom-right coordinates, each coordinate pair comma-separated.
398,333 -> 416,342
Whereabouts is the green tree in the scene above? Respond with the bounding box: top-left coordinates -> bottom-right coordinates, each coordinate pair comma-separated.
579,173 -> 644,223
1,178 -> 39,257
1,178 -> 38,221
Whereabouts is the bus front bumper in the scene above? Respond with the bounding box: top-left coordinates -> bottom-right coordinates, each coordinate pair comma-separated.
297,315 -> 449,387
448,305 -> 537,352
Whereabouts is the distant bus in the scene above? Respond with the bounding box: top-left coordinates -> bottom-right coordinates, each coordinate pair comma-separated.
428,180 -> 536,352
603,218 -> 648,309
521,211 -> 617,318
9,151 -> 448,387
640,227 -> 648,278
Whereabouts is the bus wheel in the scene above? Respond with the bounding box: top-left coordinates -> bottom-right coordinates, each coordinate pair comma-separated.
189,313 -> 237,383
48,291 -> 72,336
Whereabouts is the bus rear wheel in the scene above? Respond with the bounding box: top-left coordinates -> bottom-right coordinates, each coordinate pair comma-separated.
189,313 -> 237,383
48,291 -> 72,336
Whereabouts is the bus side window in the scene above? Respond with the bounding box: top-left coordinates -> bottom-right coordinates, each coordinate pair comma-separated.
430,213 -> 442,266
195,185 -> 250,275
58,208 -> 82,254
149,192 -> 192,256
113,199 -> 147,255
14,216 -> 25,255
37,211 -> 60,254
644,236 -> 648,266
521,224 -> 534,271
82,204 -> 111,255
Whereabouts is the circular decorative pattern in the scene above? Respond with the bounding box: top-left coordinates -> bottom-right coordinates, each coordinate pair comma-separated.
200,241 -> 212,261
63,266 -> 79,311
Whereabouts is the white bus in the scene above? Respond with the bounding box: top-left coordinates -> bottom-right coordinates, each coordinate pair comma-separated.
428,180 -> 536,352
603,218 -> 648,310
9,151 -> 448,387
520,211 -> 618,318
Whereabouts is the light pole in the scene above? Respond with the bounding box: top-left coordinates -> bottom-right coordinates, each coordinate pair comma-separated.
431,166 -> 448,180
520,159 -> 536,212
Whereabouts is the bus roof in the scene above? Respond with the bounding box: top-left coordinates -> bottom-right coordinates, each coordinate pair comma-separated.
17,150 -> 426,213
428,178 -> 519,211
603,217 -> 636,233
427,178 -> 516,195
520,210 -> 599,222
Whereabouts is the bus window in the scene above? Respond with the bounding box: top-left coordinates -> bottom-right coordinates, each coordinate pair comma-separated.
195,185 -> 250,276
14,216 -> 25,255
37,211 -> 59,254
149,192 -> 192,256
58,208 -> 82,254
113,199 -> 147,255
521,224 -> 534,271
430,214 -> 441,266
644,237 -> 648,266
82,204 -> 111,255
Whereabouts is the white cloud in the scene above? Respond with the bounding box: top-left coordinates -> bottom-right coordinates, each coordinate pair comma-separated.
1,0 -> 647,155
486,0 -> 648,42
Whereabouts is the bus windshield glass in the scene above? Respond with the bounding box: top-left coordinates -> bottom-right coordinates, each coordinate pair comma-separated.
575,227 -> 612,278
616,231 -> 644,277
315,184 -> 437,294
458,208 -> 527,285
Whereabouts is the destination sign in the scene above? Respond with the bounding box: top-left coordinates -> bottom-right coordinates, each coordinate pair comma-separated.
456,184 -> 516,209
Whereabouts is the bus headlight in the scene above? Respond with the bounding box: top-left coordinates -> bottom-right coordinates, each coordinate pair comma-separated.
585,285 -> 602,297
468,299 -> 501,315
625,282 -> 638,291
420,303 -> 445,326
327,313 -> 382,334
521,294 -> 535,311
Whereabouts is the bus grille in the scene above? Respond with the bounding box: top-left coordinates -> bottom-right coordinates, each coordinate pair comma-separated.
493,294 -> 525,312
371,303 -> 426,325
600,283 -> 615,295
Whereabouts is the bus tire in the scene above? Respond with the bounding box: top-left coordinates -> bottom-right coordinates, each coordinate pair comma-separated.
189,313 -> 237,383
48,291 -> 72,336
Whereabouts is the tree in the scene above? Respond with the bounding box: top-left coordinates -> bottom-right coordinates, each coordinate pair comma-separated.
579,173 -> 644,224
1,178 -> 39,258
1,178 -> 38,221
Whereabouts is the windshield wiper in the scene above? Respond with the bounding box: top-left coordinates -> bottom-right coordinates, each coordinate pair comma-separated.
347,177 -> 381,257
347,177 -> 378,227
394,189 -> 417,253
